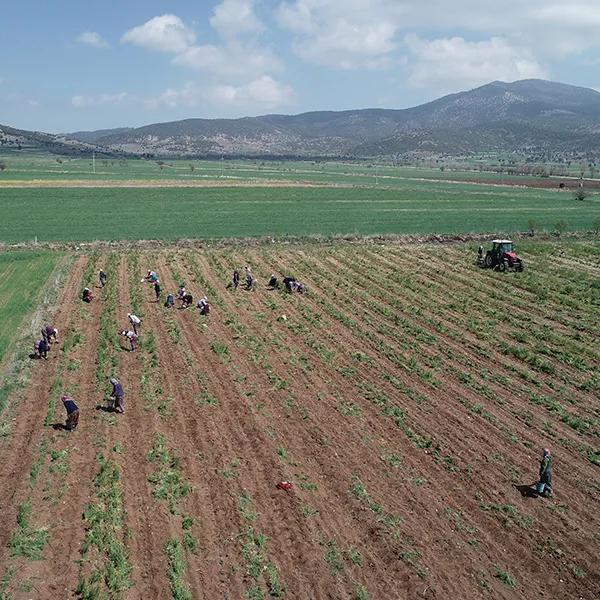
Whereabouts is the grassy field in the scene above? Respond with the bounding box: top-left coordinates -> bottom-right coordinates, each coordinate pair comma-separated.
1,152 -> 599,243
0,240 -> 597,599
0,151 -> 593,185
0,252 -> 62,364
1,185 -> 599,243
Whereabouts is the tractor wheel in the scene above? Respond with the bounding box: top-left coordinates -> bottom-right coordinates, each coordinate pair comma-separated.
497,260 -> 507,272
484,255 -> 493,268
516,262 -> 524,272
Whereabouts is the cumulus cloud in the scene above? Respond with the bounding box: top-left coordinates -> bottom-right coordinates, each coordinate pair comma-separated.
173,43 -> 282,80
278,0 -> 403,69
121,15 -> 195,53
214,75 -> 294,107
145,76 -> 293,110
77,31 -> 109,49
72,93 -> 129,108
405,35 -> 546,94
532,2 -> 600,28
122,1 -> 293,112
121,4 -> 280,81
210,0 -> 263,39
277,0 -> 600,76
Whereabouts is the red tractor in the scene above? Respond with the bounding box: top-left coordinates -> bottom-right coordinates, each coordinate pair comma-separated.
477,239 -> 524,272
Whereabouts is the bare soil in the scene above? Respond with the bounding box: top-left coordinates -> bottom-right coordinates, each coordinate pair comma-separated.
0,243 -> 598,599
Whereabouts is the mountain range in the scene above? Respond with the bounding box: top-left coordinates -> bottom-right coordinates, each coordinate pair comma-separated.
2,79 -> 600,159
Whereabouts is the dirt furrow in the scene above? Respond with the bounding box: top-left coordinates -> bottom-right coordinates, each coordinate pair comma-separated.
176,251 -> 482,598
112,255 -> 172,599
160,253 -> 379,598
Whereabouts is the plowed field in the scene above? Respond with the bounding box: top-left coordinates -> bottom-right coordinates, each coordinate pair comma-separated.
0,241 -> 598,600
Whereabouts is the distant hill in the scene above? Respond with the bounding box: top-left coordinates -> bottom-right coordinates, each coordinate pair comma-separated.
6,79 -> 600,158
0,124 -> 120,157
64,127 -> 132,144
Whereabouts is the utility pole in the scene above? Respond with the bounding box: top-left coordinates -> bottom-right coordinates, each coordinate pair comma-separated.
92,151 -> 96,174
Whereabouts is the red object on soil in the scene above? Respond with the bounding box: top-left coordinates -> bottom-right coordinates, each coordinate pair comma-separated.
276,481 -> 293,491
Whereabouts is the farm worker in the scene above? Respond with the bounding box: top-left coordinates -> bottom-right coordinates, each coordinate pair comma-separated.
128,313 -> 141,335
154,280 -> 161,302
177,284 -> 186,305
181,292 -> 193,309
165,293 -> 175,308
283,276 -> 297,292
535,448 -> 553,497
61,395 -> 79,431
110,377 -> 125,414
268,274 -> 279,289
197,296 -> 210,315
99,270 -> 107,287
245,266 -> 254,289
477,246 -> 485,264
233,269 -> 240,290
82,287 -> 93,303
42,325 -> 58,345
145,270 -> 159,283
35,338 -> 49,359
120,330 -> 138,351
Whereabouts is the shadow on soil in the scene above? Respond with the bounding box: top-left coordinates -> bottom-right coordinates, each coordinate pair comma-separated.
515,484 -> 539,498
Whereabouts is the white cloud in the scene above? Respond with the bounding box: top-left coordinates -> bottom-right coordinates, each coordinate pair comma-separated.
405,35 -> 546,94
210,0 -> 263,39
119,3 -> 294,115
214,75 -> 294,107
121,6 -> 280,82
121,15 -> 195,53
77,31 -> 109,49
533,3 -> 600,27
278,0 -> 403,69
121,3 -> 288,112
72,93 -> 129,108
146,76 -> 293,110
277,0 -> 600,74
173,43 -> 282,80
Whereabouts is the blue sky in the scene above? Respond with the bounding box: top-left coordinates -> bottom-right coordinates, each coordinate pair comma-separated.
2,1 -> 600,133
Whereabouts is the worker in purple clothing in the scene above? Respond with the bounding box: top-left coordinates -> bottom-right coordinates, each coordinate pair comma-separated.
35,337 -> 49,359
61,395 -> 79,431
42,326 -> 58,345
110,377 -> 125,414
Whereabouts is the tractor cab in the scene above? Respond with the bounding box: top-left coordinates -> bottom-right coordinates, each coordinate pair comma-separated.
492,240 -> 514,254
479,239 -> 524,272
